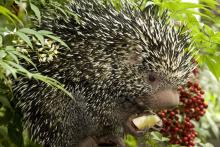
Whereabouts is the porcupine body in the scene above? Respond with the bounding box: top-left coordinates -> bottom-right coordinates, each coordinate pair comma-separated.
13,0 -> 195,147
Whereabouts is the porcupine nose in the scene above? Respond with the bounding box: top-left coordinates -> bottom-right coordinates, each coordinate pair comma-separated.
155,89 -> 180,109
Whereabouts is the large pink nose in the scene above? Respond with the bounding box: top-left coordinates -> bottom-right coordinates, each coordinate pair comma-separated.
155,89 -> 179,109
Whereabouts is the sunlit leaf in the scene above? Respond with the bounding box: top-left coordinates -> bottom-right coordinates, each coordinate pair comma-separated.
15,32 -> 33,49
205,111 -> 219,138
46,34 -> 69,49
6,61 -> 32,78
7,52 -> 19,64
0,35 -> 2,47
0,50 -> 7,59
38,30 -> 53,35
32,74 -> 73,99
10,50 -> 36,69
205,56 -> 220,80
0,60 -> 17,78
30,3 -> 41,23
19,28 -> 45,46
5,46 -> 19,64
0,5 -> 23,25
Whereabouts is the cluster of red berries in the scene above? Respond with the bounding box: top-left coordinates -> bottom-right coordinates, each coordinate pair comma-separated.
158,67 -> 208,147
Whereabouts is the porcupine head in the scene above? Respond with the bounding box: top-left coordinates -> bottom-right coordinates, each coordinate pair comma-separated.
13,0 -> 195,146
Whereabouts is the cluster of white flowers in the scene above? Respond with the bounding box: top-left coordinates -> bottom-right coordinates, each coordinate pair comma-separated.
13,37 -> 60,63
38,39 -> 59,62
13,39 -> 29,54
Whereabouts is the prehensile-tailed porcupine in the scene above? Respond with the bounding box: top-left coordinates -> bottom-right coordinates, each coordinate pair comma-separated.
13,0 -> 195,146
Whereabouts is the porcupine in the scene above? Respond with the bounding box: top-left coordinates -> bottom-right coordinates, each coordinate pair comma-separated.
13,0 -> 195,146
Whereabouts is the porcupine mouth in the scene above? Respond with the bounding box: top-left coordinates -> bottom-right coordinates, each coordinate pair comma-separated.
125,112 -> 163,136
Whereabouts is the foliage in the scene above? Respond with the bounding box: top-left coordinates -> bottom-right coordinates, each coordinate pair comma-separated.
154,0 -> 220,81
0,0 -> 220,147
0,0 -> 72,146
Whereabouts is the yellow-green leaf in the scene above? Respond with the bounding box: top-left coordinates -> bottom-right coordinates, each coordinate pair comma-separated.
19,28 -> 44,46
0,5 -> 23,25
46,34 -> 69,49
30,3 -> 41,23
0,35 -> 2,47
15,31 -> 33,49
38,30 -> 53,35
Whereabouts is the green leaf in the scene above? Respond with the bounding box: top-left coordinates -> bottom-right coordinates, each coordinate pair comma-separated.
200,0 -> 218,8
0,95 -> 12,110
6,61 -> 32,78
10,50 -> 36,69
30,3 -> 41,23
19,28 -> 45,46
38,30 -> 53,35
0,60 -> 17,78
8,123 -> 24,147
32,73 -> 73,99
5,46 -> 19,64
0,127 -> 8,140
15,31 -> 33,49
150,131 -> 169,141
212,32 -> 220,43
50,2 -> 68,18
205,111 -> 219,138
203,143 -> 215,147
161,1 -> 206,11
188,10 -> 215,22
7,52 -> 19,64
46,34 -> 69,49
124,134 -> 137,147
205,56 -> 220,80
0,108 -> 13,125
0,50 -> 7,59
204,25 -> 214,36
0,5 -> 23,25
0,35 -> 2,47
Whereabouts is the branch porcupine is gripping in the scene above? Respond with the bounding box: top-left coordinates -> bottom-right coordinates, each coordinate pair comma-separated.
13,0 -> 196,147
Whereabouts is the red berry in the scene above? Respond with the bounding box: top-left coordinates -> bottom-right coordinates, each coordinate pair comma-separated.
174,127 -> 179,132
204,103 -> 208,109
170,111 -> 175,116
200,90 -> 205,94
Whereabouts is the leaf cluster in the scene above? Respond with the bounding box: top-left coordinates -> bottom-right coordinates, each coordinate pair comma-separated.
0,0 -> 72,146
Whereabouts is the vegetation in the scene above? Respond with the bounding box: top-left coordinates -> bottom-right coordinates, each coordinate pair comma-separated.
0,0 -> 220,146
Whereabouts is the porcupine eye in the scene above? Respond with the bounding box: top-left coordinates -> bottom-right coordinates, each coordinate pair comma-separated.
148,73 -> 156,82
148,73 -> 160,90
